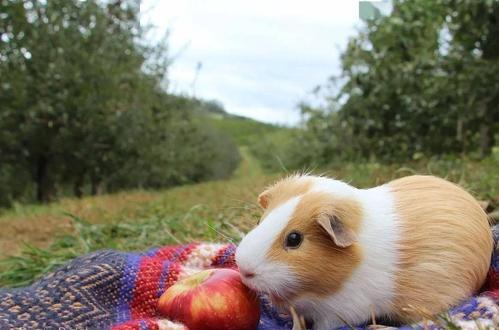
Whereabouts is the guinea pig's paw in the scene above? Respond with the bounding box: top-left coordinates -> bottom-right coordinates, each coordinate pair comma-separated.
289,306 -> 306,330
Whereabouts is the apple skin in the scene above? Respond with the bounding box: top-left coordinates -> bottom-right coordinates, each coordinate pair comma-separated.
158,268 -> 261,330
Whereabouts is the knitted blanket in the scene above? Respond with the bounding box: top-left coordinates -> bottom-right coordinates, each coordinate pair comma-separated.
1,227 -> 498,330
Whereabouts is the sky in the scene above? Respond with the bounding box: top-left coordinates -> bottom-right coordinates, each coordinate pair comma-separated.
140,1 -> 369,125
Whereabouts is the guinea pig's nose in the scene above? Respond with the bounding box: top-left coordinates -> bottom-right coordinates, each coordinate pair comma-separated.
240,269 -> 256,279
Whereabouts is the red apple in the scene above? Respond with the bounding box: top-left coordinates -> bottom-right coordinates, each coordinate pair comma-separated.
158,268 -> 261,330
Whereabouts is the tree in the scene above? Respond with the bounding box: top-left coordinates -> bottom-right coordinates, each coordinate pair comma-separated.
0,0 -> 240,206
293,0 -> 499,165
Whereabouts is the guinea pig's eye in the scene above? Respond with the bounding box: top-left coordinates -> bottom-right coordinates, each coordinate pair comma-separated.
285,231 -> 303,249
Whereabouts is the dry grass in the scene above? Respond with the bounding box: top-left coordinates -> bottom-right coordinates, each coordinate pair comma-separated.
0,151 -> 497,288
0,147 -> 273,258
0,191 -> 158,257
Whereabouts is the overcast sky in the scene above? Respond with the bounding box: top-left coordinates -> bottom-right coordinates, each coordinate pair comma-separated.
140,1 -> 366,125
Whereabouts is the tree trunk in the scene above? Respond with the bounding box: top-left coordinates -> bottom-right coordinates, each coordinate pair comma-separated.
73,172 -> 85,198
36,155 -> 55,203
456,116 -> 463,152
478,103 -> 493,158
90,176 -> 104,196
479,123 -> 493,158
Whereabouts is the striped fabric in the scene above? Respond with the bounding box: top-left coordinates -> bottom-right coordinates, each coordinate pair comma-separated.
1,228 -> 498,330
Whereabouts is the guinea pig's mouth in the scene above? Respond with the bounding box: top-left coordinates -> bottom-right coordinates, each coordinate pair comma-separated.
238,262 -> 300,306
241,277 -> 294,306
242,277 -> 277,293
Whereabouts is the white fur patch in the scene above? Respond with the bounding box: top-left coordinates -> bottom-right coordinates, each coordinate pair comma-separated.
295,180 -> 401,329
235,197 -> 301,294
309,176 -> 359,198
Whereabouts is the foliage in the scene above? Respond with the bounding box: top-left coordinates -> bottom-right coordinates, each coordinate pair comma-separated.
284,0 -> 499,167
208,113 -> 281,147
0,0 -> 240,207
247,128 -> 301,171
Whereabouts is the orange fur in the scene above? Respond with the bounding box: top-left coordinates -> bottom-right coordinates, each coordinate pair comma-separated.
388,175 -> 493,321
266,191 -> 363,299
258,175 -> 314,215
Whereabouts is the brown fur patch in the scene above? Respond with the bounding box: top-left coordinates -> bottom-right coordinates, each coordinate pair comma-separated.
388,175 -> 493,322
266,191 -> 363,299
259,175 -> 314,218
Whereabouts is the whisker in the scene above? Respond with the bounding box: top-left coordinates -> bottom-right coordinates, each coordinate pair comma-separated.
222,205 -> 258,211
205,223 -> 236,244
222,221 -> 246,240
226,198 -> 260,208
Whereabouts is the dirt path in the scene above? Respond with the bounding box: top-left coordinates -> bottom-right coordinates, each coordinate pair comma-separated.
0,148 -> 270,258
233,146 -> 264,179
0,192 -> 157,257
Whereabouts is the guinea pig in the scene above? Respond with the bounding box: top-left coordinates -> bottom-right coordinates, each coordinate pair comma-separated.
235,174 -> 493,329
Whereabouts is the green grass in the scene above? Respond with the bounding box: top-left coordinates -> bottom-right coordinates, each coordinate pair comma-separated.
321,155 -> 499,202
0,152 -> 497,330
0,149 -> 271,287
208,114 -> 283,146
0,212 -> 244,287
234,146 -> 264,178
0,150 -> 497,288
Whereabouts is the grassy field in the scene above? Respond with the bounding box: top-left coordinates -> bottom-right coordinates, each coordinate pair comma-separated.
0,147 -> 272,286
0,146 -> 498,287
208,114 -> 282,146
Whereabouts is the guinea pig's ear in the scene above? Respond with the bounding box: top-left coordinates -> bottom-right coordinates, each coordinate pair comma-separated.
257,190 -> 270,209
317,215 -> 358,248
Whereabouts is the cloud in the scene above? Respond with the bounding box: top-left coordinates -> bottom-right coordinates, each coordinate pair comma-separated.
141,1 -> 360,125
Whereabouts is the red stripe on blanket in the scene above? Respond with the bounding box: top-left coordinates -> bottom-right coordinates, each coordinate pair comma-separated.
130,257 -> 165,319
153,245 -> 181,259
129,245 -> 200,319
165,262 -> 182,289
483,270 -> 499,300
154,243 -> 198,263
